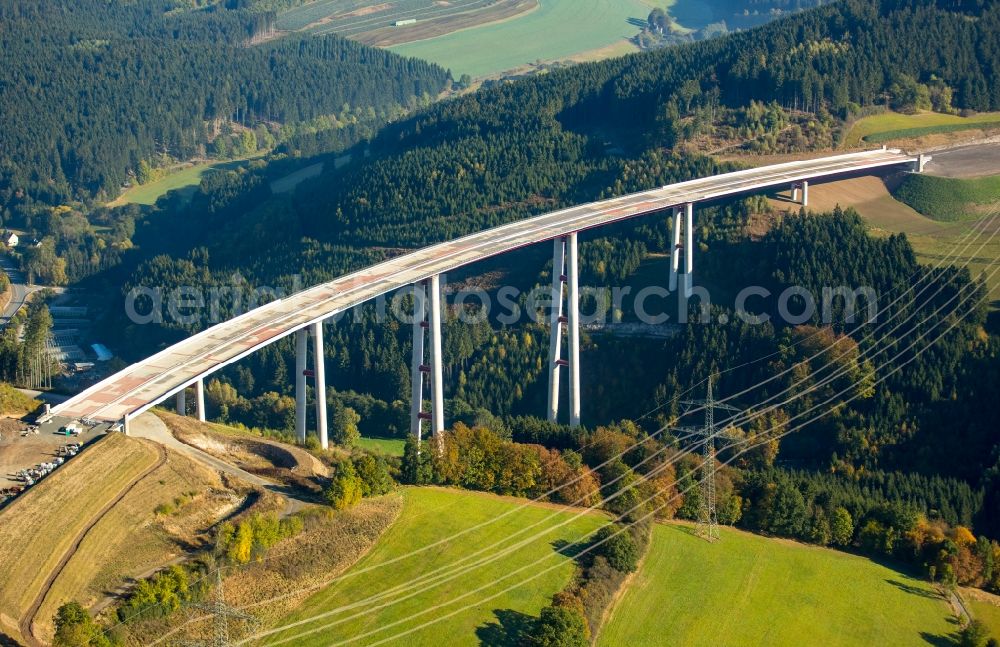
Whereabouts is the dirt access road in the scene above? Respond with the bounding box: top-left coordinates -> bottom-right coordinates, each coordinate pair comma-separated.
128,413 -> 315,517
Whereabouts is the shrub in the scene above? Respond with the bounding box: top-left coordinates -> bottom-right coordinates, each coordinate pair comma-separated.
54,601 -> 111,647
353,454 -> 394,497
215,512 -> 304,564
525,604 -> 589,647
325,460 -> 363,510
592,524 -> 641,573
116,565 -> 192,622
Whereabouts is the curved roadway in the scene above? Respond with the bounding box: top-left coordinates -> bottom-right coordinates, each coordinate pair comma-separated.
51,148 -> 918,426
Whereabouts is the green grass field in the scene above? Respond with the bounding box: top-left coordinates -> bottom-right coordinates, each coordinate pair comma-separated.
109,158 -> 253,207
845,110 -> 1000,147
263,487 -> 606,646
357,436 -> 407,457
389,0 -> 650,78
891,173 -> 1000,221
965,590 -> 1000,638
599,523 -> 957,646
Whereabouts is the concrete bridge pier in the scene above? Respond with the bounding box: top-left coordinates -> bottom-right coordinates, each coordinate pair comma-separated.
295,328 -> 307,443
669,207 -> 683,292
311,321 -> 328,450
410,281 -> 428,448
195,378 -> 205,422
429,274 -> 445,450
791,180 -> 809,207
567,232 -> 581,427
410,277 -> 445,452
176,380 -> 205,421
546,233 -> 581,427
175,387 -> 186,415
684,202 -> 695,298
547,237 -> 566,423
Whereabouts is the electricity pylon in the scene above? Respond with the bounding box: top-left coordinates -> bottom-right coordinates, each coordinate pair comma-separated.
180,568 -> 259,647
677,375 -> 740,542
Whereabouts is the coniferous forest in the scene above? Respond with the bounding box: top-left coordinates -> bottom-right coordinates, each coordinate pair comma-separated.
0,0 -> 449,206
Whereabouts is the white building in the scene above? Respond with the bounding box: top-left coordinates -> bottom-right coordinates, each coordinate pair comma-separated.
4,232 -> 18,247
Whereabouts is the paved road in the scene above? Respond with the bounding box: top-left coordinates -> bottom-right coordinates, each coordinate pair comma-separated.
923,142 -> 1000,178
0,256 -> 39,326
50,149 -> 919,425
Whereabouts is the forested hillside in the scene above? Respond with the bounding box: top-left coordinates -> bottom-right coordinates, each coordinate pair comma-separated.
0,0 -> 449,207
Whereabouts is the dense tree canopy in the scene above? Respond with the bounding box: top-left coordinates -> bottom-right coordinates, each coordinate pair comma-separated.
0,0 -> 449,206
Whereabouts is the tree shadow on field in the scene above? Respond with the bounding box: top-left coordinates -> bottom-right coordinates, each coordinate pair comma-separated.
884,578 -> 944,600
476,609 -> 534,646
919,631 -> 961,646
551,538 -> 590,560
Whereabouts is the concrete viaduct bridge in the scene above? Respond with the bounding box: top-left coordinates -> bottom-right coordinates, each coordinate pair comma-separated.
47,149 -> 925,448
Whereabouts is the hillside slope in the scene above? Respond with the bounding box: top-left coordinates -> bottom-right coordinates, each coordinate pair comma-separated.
262,487 -> 607,646
600,523 -> 957,646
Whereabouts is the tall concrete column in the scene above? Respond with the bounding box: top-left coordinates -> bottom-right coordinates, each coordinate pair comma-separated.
791,183 -> 800,203
311,321 -> 328,450
410,282 -> 427,446
669,207 -> 682,292
801,180 -> 809,207
684,202 -> 695,298
176,387 -> 186,416
428,274 -> 445,444
567,232 -> 581,428
547,237 -> 566,423
195,378 -> 206,423
295,329 -> 307,443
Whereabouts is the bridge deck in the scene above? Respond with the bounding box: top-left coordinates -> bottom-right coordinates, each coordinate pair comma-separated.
52,149 -> 917,423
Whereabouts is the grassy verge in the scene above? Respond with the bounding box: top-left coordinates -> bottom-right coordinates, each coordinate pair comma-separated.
265,487 -> 607,646
844,110 -> 1000,147
890,173 -> 1000,221
599,523 -> 957,646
